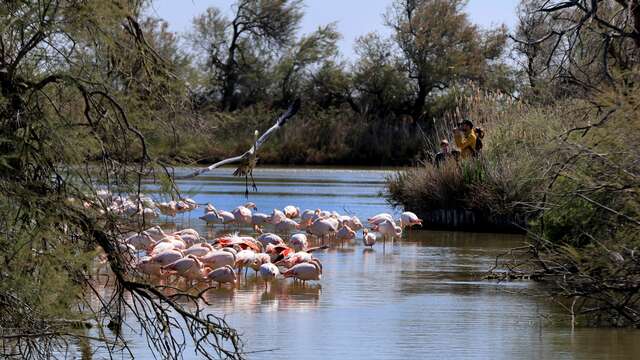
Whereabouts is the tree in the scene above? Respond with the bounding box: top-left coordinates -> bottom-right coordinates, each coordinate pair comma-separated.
273,23 -> 340,105
189,0 -> 303,110
385,0 -> 508,121
304,60 -> 354,110
0,0 -> 241,358
352,32 -> 410,116
513,0 -> 640,94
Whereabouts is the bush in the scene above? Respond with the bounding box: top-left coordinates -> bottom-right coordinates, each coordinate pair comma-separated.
386,89 -> 573,220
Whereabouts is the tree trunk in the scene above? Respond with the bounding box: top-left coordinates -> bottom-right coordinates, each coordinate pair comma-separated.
411,80 -> 428,122
221,70 -> 238,111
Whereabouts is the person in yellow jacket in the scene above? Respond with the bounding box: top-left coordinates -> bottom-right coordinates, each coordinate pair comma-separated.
454,119 -> 477,159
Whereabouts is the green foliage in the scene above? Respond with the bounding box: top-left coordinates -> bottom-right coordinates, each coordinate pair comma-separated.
387,89 -> 566,217
0,1 -> 241,357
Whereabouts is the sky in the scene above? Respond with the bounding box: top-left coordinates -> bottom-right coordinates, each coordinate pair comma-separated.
148,0 -> 520,59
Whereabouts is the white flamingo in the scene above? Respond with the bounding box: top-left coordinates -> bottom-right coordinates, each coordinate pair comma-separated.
259,262 -> 280,289
362,229 -> 377,247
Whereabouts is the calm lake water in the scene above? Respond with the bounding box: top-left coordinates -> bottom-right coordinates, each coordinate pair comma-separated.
119,167 -> 639,359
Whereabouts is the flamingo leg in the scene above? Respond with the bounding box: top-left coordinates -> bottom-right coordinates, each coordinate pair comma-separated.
250,170 -> 257,192
244,174 -> 249,198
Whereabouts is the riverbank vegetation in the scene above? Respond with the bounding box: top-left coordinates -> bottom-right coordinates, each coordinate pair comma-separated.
388,0 -> 640,327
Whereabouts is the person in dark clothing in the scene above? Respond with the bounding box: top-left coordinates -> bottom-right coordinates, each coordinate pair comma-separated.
435,139 -> 452,166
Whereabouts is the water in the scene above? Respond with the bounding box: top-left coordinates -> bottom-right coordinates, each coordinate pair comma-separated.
127,167 -> 639,359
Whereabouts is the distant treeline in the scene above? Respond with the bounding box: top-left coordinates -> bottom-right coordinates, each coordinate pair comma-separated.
139,0 -> 518,165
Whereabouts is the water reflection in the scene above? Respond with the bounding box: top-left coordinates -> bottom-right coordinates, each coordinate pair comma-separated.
112,167 -> 640,359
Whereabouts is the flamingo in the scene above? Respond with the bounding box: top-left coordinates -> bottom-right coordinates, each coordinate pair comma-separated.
289,233 -> 308,252
336,224 -> 356,243
182,243 -> 214,257
265,243 -> 294,263
283,205 -> 300,219
150,237 -> 181,254
200,211 -> 224,225
307,218 -> 337,243
276,250 -> 313,268
162,255 -> 207,283
175,199 -> 197,213
249,253 -> 271,276
233,202 -> 257,226
201,249 -> 236,269
156,201 -> 178,217
183,198 -> 198,211
368,213 -> 394,229
259,262 -> 279,289
257,233 -> 284,247
204,203 -> 216,214
400,211 -> 423,229
135,256 -> 161,276
377,219 -> 402,246
125,232 -> 156,250
173,232 -> 199,247
138,207 -> 159,222
144,226 -> 167,241
345,216 -> 363,231
362,229 -> 377,247
235,249 -> 257,279
274,218 -> 299,235
269,208 -> 287,225
138,249 -> 183,275
205,265 -> 237,287
251,212 -> 270,232
299,209 -> 316,229
217,210 -> 236,228
283,259 -> 323,284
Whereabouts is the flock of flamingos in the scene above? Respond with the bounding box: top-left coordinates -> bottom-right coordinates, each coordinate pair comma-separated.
104,192 -> 423,289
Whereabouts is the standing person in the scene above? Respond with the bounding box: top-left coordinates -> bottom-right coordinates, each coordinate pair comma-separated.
435,139 -> 452,166
454,119 -> 477,159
